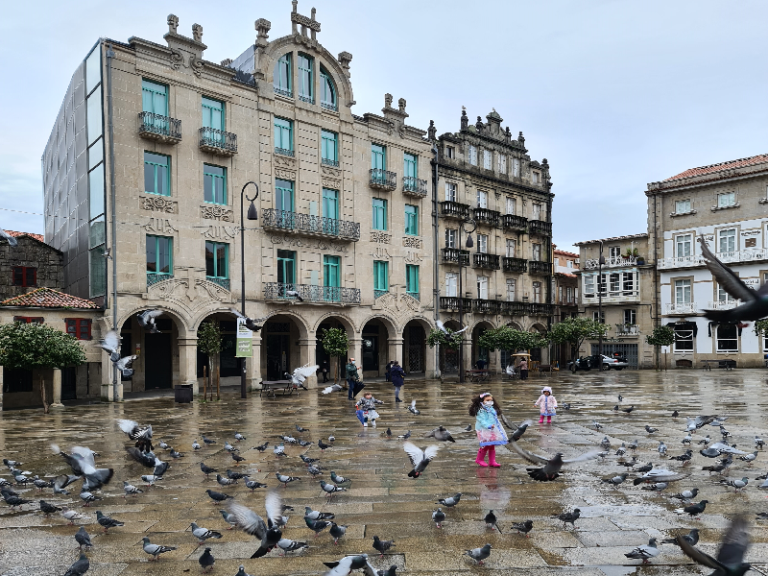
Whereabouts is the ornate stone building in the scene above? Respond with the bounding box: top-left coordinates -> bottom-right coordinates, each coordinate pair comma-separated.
41,3 -> 436,397
551,246 -> 579,366
433,109 -> 554,374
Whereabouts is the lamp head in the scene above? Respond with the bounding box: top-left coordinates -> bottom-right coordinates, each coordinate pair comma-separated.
465,234 -> 474,248
247,201 -> 258,221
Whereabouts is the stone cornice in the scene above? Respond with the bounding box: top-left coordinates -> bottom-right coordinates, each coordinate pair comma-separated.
646,165 -> 768,195
438,162 -> 554,199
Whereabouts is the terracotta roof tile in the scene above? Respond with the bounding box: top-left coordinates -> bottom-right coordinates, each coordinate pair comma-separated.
6,230 -> 45,242
664,153 -> 768,182
574,233 -> 647,246
554,249 -> 579,258
1,287 -> 100,309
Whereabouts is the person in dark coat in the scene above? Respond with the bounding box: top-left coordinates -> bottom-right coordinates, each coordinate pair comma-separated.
390,361 -> 405,402
346,358 -> 360,400
385,361 -> 394,382
320,360 -> 329,383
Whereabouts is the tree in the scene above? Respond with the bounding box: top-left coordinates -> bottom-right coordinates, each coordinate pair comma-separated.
548,318 -> 608,363
754,319 -> 768,339
320,328 -> 348,383
645,325 -> 676,371
427,328 -> 463,350
197,321 -> 222,397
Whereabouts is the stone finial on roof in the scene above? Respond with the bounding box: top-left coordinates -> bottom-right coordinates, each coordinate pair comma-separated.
255,18 -> 272,47
338,51 -> 352,77
220,58 -> 233,67
428,120 -> 436,141
192,24 -> 203,43
384,93 -> 393,109
291,0 -> 321,46
542,158 -> 549,168
518,131 -> 525,145
505,126 -> 512,142
460,107 -> 468,130
167,14 -> 179,34
476,116 -> 484,133
398,98 -> 406,113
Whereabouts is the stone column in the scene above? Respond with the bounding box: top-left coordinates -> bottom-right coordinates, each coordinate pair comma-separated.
247,334 -> 262,391
426,345 -> 438,379
461,338 -> 473,374
297,337 -> 318,389
50,368 -> 64,409
388,336 -> 404,367
178,337 -> 199,395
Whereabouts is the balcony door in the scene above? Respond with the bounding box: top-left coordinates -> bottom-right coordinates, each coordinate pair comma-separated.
277,250 -> 296,296
202,97 -> 225,140
477,276 -> 488,300
324,255 -> 340,302
322,188 -> 339,235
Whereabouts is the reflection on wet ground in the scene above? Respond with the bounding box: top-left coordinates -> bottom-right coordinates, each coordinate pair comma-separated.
2,369 -> 768,575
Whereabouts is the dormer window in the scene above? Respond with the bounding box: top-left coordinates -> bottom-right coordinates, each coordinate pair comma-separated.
319,66 -> 337,111
532,170 -> 541,184
468,145 -> 477,166
274,53 -> 292,97
446,146 -> 455,159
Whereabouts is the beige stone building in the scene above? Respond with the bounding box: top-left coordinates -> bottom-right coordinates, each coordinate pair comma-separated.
433,110 -> 554,375
551,246 -> 579,366
574,233 -> 656,368
41,4 -> 438,397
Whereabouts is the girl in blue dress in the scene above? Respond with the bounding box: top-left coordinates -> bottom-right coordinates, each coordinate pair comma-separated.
469,393 -> 508,468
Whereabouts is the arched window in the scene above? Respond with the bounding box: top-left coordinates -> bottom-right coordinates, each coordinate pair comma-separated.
320,66 -> 337,111
274,53 -> 292,97
297,53 -> 314,103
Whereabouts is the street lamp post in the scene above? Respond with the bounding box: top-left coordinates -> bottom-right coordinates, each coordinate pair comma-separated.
457,218 -> 476,383
597,240 -> 605,369
240,182 -> 259,399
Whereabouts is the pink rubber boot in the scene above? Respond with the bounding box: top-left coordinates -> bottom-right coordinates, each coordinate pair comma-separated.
539,415 -> 544,424
547,416 -> 552,424
475,447 -> 489,467
488,446 -> 501,468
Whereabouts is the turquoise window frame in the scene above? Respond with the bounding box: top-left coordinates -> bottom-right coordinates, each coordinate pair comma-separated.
373,261 -> 389,292
322,188 -> 339,235
146,235 -> 173,275
320,66 -> 336,109
405,204 -> 418,236
274,117 -> 293,152
372,198 -> 388,231
321,130 -> 338,163
324,255 -> 340,288
406,264 -> 419,297
205,241 -> 229,279
277,250 -> 296,285
371,144 -> 386,170
141,79 -> 168,115
274,53 -> 292,95
143,152 -> 170,196
203,164 -> 227,205
404,152 -> 418,178
275,179 -> 295,212
297,53 -> 314,102
202,96 -> 225,131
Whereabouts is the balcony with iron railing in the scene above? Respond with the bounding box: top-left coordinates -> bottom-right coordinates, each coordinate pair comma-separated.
664,302 -> 698,315
321,100 -> 338,112
322,158 -> 340,168
199,127 -> 238,156
441,248 -> 470,266
262,209 -> 361,241
528,220 -> 552,237
501,214 -> 528,232
529,260 -> 552,275
502,257 -> 527,273
403,176 -> 428,198
275,147 -> 295,157
207,277 -> 230,291
529,302 -> 553,316
707,300 -> 741,310
264,283 -> 361,305
440,201 -> 471,220
473,253 -> 500,270
473,208 -> 501,227
499,301 -> 528,316
583,256 -> 638,270
616,323 -> 639,336
473,299 -> 501,314
583,290 -> 640,304
439,296 -> 472,312
369,169 -> 397,191
657,248 -> 768,270
147,273 -> 173,287
139,112 -> 181,144
274,86 -> 293,98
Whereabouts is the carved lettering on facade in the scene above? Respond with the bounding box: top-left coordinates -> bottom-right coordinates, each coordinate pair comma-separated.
370,231 -> 391,244
140,196 -> 178,213
402,236 -> 422,249
200,205 -> 234,222
404,251 -> 423,263
201,225 -> 239,240
322,177 -> 342,189
372,246 -> 392,260
275,168 -> 297,180
269,234 -> 346,253
143,218 -> 179,234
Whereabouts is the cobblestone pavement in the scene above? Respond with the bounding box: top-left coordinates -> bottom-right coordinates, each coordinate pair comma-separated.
2,369 -> 768,575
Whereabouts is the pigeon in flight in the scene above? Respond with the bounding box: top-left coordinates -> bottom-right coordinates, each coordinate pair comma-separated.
676,514 -> 750,576
137,309 -> 163,333
227,492 -> 284,558
229,308 -> 268,332
0,228 -> 18,247
625,538 -> 660,564
509,442 -> 600,481
52,445 -> 113,491
463,543 -> 492,565
142,537 -> 176,560
403,442 -> 440,478
283,289 -> 305,302
287,364 -> 318,390
98,330 -> 122,362
663,529 -> 699,546
633,468 -> 690,486
436,320 -> 468,335
114,355 -> 138,378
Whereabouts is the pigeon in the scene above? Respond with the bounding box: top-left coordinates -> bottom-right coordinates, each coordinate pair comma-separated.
756,436 -> 765,450
305,506 -> 335,521
320,480 -> 346,495
619,405 -> 635,414
125,446 -> 155,468
641,482 -> 669,491
645,425 -> 658,434
663,529 -> 700,546
53,474 -> 81,495
206,489 -> 233,504
427,426 -> 455,443
231,452 -> 246,466
683,434 -> 692,445
122,481 -> 143,497
96,510 -> 124,533
190,522 -> 223,545
403,442 -> 440,478
554,509 -> 581,529
682,500 -> 709,518
254,442 -> 269,452
63,553 -> 89,576
330,471 -> 351,487
200,463 -> 217,477
373,535 -> 396,557
199,547 -> 215,572
299,454 -> 318,465
432,508 -> 446,528
318,439 -> 331,450
0,228 -> 18,247
330,522 -> 347,544
323,384 -> 344,395
75,526 -> 92,550
625,538 -> 660,564
299,440 -> 313,448
510,420 -> 532,442
408,400 -> 421,415
628,439 -> 639,450
97,330 -> 121,362
722,477 -> 749,492
636,462 -> 654,473
115,355 -> 138,378
633,468 -> 690,485
671,488 -> 700,501
562,403 -> 572,410
193,440 -> 201,450
602,473 -> 628,486
61,507 -> 83,525
276,473 -> 300,487
229,308 -> 267,332
283,289 -> 304,301
710,442 -> 747,455
169,449 -> 183,459
235,433 -> 246,442
142,537 -> 176,560
436,320 -> 468,335
618,394 -> 623,403
739,452 -> 758,464
616,443 -> 627,456
137,309 -> 163,333
141,475 -> 162,486
277,538 -> 308,555
669,449 -> 693,463
703,458 -> 732,475
202,435 -> 216,445
687,415 -> 718,430
32,476 -> 51,491
219,509 -> 238,529
699,435 -> 712,445
227,493 -> 284,558
227,469 -> 248,480
437,493 -> 461,508
224,441 -> 236,452
79,490 -> 100,507
383,427 -> 392,438
676,514 -> 750,576
328,435 -> 335,442
511,519 -> 534,537
398,430 -> 411,440
377,566 -> 398,576
672,410 -> 679,417
484,510 -> 502,533
274,444 -> 287,457
39,500 -> 61,516
600,437 -> 611,450
593,421 -> 603,430
658,441 -> 668,455
288,364 -> 318,390
322,555 -> 376,576
463,543 -> 492,565
509,442 -> 601,481
52,445 -> 113,491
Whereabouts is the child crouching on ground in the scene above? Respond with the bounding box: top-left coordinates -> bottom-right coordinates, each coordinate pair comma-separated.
356,392 -> 383,428
534,386 -> 558,424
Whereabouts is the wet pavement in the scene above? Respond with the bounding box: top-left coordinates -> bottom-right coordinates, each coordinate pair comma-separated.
2,369 -> 768,575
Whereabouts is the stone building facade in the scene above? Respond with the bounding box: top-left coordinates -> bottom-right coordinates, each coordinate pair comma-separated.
41,4 -> 438,397
0,232 -> 64,303
551,246 -> 579,366
434,110 -> 554,374
647,153 -> 768,368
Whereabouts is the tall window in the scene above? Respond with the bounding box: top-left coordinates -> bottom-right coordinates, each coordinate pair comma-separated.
717,192 -> 736,208
446,146 -> 455,159
372,198 -> 387,230
717,324 -> 738,351
584,274 -> 595,297
623,271 -> 635,295
674,326 -> 694,351
141,79 -> 169,135
319,66 -> 337,110
373,261 -> 389,296
404,152 -> 418,188
512,158 -> 520,177
506,239 -> 516,257
532,171 -> 541,184
567,260 -> 573,268
274,53 -> 292,96
322,188 -> 339,220
476,190 -> 488,208
275,179 -> 294,212
146,235 -> 173,277
324,255 -> 340,287
12,266 -> 37,287
506,197 -> 516,215
533,282 -> 542,303
297,53 -> 314,103
593,311 -> 605,323
202,97 -> 225,131
532,203 -> 542,220
142,79 -> 167,115
445,273 -> 458,297
274,118 -> 293,153
675,199 -> 691,214
675,279 -> 692,304
498,154 -> 507,173
609,273 -> 621,294
65,319 -> 92,341
676,234 -> 692,257
205,242 -> 228,279
371,144 -> 386,170
445,229 -> 457,248
203,164 -> 226,204
405,205 -> 419,235
483,150 -> 492,169
624,309 -> 636,325
506,279 -> 516,301
321,130 -> 338,166
609,246 -> 621,258
477,234 -> 488,254
445,182 -> 457,202
566,286 -> 573,303
406,265 -> 419,299
468,145 -> 477,166
277,250 -> 296,284
719,228 -> 737,253
144,152 -> 170,196
718,282 -> 738,303
477,276 -> 488,299
532,243 -> 542,261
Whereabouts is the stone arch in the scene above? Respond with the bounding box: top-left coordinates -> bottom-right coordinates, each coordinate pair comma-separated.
258,308 -> 310,340
259,310 -> 311,381
312,311 -> 355,335
357,313 -> 398,338
402,317 -> 433,375
116,305 -> 191,338
359,314 -> 398,378
471,320 -> 496,371
529,323 -> 548,364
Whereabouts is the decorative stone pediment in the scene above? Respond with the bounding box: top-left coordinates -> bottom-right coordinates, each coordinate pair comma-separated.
372,285 -> 421,316
140,195 -> 178,213
274,155 -> 297,170
164,15 -> 206,77
147,267 -> 232,311
403,237 -> 422,249
200,205 -> 234,222
269,234 -> 347,253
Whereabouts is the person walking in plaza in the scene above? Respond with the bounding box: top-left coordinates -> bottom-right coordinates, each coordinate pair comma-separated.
346,358 -> 360,400
355,392 -> 383,428
534,386 -> 558,424
320,361 -> 330,383
470,393 -> 508,468
385,360 -> 394,382
519,358 -> 529,380
390,360 -> 405,402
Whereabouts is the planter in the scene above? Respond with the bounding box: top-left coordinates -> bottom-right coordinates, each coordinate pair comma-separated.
636,258 -> 645,265
175,384 -> 193,403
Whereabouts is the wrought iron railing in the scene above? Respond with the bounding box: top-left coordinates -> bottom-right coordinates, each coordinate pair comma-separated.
529,220 -> 552,236
529,260 -> 552,275
500,301 -> 528,316
665,302 -> 697,315
529,302 -> 553,316
403,177 -> 428,196
138,112 -> 181,142
199,127 -> 238,155
264,283 -> 361,304
298,94 -> 315,104
275,147 -> 295,157
322,158 -> 340,167
583,256 -> 637,270
374,290 -> 389,300
441,248 -> 470,265
473,208 -> 500,227
502,257 -> 527,273
473,253 -> 500,270
616,323 -> 639,336
146,273 -> 173,287
369,169 -> 397,191
207,276 -> 231,291
473,299 -> 501,314
440,201 -> 470,219
501,214 -> 528,232
274,86 -> 293,98
321,100 -> 338,112
439,296 -> 472,311
262,209 -> 360,241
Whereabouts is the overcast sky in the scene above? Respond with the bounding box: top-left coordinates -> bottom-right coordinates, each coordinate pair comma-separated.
1,0 -> 766,250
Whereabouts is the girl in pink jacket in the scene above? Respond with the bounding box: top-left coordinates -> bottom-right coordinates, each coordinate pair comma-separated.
534,386 -> 557,424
